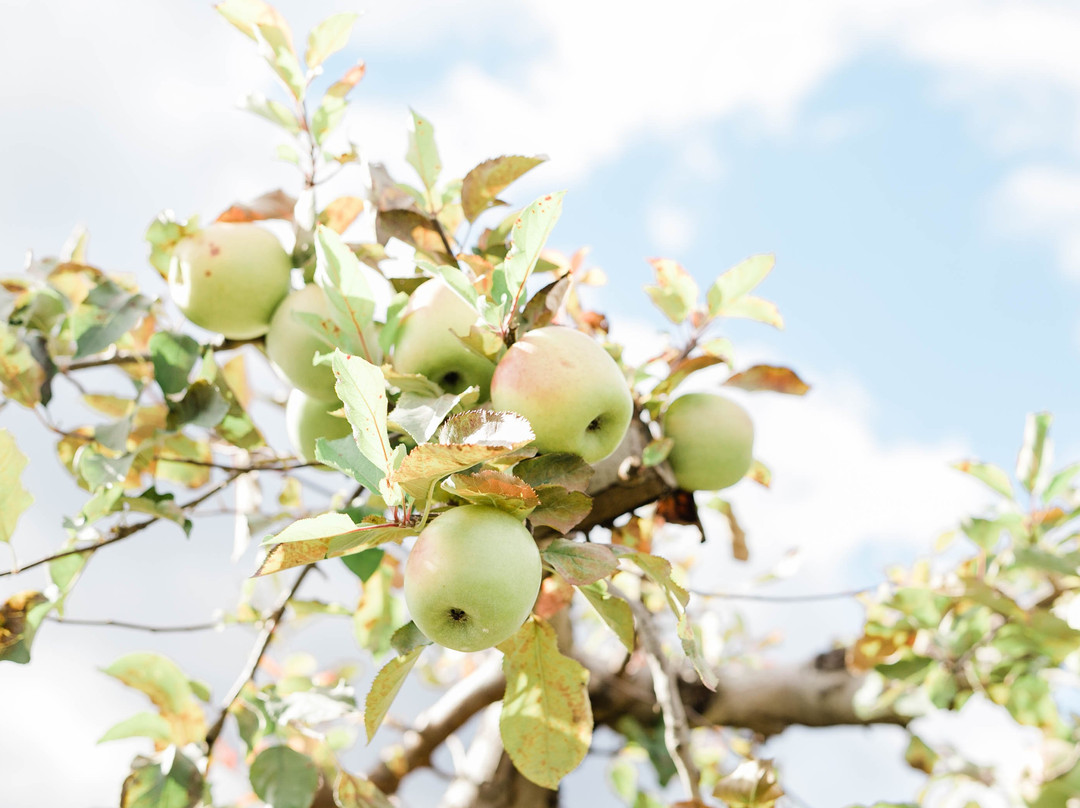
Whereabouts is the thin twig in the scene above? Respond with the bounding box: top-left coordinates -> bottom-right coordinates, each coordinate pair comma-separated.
60,352 -> 151,371
431,215 -> 462,269
154,455 -> 317,472
46,616 -> 224,633
609,582 -> 702,804
0,471 -> 242,578
204,564 -> 313,756
690,585 -> 879,603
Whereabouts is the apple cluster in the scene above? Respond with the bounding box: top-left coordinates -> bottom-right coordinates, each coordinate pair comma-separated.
166,220 -> 756,652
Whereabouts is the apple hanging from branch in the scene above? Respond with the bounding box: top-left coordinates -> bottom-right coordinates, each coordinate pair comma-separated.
663,392 -> 754,491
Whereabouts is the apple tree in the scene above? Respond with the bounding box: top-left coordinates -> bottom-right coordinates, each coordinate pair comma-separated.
3,4 -> 1080,807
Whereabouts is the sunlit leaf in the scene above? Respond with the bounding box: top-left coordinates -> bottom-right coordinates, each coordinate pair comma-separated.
256,23 -> 305,100
317,227 -> 381,363
0,429 -> 33,544
707,254 -> 774,314
1045,461 -> 1080,502
513,452 -> 594,493
714,295 -> 784,329
578,581 -> 635,654
120,750 -> 203,808
724,365 -> 809,395
306,12 -> 357,69
498,616 -> 592,789
98,712 -> 174,745
250,746 -> 319,808
1017,411 -> 1053,494
952,460 -> 1014,499
364,645 -> 424,742
240,92 -> 301,133
443,470 -> 540,518
529,485 -> 593,534
215,0 -> 290,40
652,355 -> 724,398
405,110 -> 441,198
388,389 -> 465,445
334,770 -> 394,808
713,758 -> 784,807
491,192 -> 565,324
375,210 -> 452,262
461,155 -> 547,222
642,437 -> 674,467
0,591 -> 51,664
644,258 -> 699,324
332,351 -> 394,482
70,279 -> 151,359
320,196 -> 366,234
149,332 -> 200,396
102,652 -> 206,745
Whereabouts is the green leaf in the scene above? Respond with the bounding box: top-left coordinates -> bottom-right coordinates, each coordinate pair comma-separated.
354,565 -> 403,659
99,712 -> 174,744
306,12 -> 357,69
387,410 -> 534,502
364,645 -> 424,742
644,258 -> 698,324
120,749 -> 203,808
1017,411 -> 1053,494
250,746 -> 319,808
461,155 -> 548,222
378,291 -> 409,356
256,513 -> 415,576
76,447 -> 134,492
707,254 -> 774,314
1045,461 -> 1080,501
641,437 -> 674,468
71,279 -> 151,358
618,550 -> 689,617
240,92 -> 301,133
334,771 -> 394,808
405,110 -> 442,199
0,591 -> 52,664
0,429 -> 33,544
491,192 -> 565,324
390,621 -> 432,655
215,0 -> 289,40
713,295 -> 784,328
952,460 -> 1014,499
149,332 -> 200,396
677,612 -> 718,691
315,226 -> 381,363
315,434 -> 384,492
498,616 -> 592,790
529,485 -> 593,534
579,581 -> 635,654
541,539 -> 616,585
191,353 -> 265,450
332,351 -> 396,494
442,470 -> 540,518
513,452 -> 595,493
341,548 -> 384,582
166,379 -> 230,431
257,23 -> 305,100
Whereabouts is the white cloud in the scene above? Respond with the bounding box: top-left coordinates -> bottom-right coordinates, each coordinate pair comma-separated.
647,203 -> 697,254
993,165 -> 1080,280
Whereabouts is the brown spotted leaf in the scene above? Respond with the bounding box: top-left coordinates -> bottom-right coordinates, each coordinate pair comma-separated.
0,325 -> 45,408
747,458 -> 771,488
257,513 -> 415,577
0,591 -> 51,664
334,770 -> 393,808
442,470 -> 540,518
498,616 -> 592,790
461,155 -> 547,222
534,575 -> 575,619
513,453 -> 594,493
364,645 -> 424,742
216,188 -> 296,223
102,652 -> 206,745
375,210 -> 452,263
529,485 -> 593,534
725,364 -> 809,395
540,539 -> 617,585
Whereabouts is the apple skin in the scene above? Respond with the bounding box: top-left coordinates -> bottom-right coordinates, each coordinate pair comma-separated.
285,389 -> 352,463
663,393 -> 754,491
167,222 -> 292,340
392,279 -> 495,399
405,504 -> 541,652
490,326 -> 633,463
265,283 -> 338,399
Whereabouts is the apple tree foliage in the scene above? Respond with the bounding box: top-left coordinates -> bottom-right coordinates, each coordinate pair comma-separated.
2,4 -> 1080,808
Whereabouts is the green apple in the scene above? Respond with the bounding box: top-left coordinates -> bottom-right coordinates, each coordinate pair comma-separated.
167,222 -> 292,340
490,325 -> 633,463
265,283 -> 338,399
392,278 -> 495,398
663,393 -> 754,491
285,389 -> 352,463
404,504 -> 540,652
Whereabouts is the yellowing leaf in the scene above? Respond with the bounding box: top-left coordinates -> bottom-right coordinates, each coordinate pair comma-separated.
0,429 -> 33,544
102,652 -> 206,745
256,513 -> 415,576
725,364 -> 808,395
644,258 -> 699,324
498,616 -> 592,789
578,581 -> 635,654
320,195 -> 366,234
0,325 -> 44,407
334,771 -> 394,808
443,470 -> 540,518
461,155 -> 548,223
215,188 -> 296,223
364,646 -> 424,742
0,591 -> 51,664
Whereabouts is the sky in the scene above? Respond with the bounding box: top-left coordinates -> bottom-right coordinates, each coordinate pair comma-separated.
2,0 -> 1079,806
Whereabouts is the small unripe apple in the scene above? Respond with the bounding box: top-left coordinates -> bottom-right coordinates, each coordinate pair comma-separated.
663,392 -> 754,491
405,505 -> 541,652
490,325 -> 633,463
285,389 -> 352,463
265,283 -> 338,399
168,222 -> 292,339
392,279 -> 495,398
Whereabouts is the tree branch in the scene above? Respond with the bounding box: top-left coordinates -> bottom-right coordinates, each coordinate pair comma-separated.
46,616 -> 224,633
204,564 -> 314,755
0,471 -> 242,578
